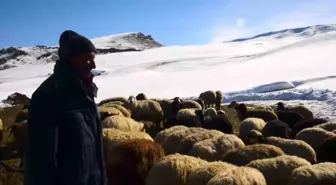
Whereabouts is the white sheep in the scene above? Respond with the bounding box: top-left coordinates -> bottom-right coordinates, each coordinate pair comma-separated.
186,161 -> 236,185
145,153 -> 208,185
247,155 -> 311,185
154,125 -> 189,144
239,118 -> 266,144
102,115 -> 144,132
176,108 -> 203,127
288,162 -> 336,185
188,134 -> 245,161
314,122 -> 336,132
207,166 -> 267,185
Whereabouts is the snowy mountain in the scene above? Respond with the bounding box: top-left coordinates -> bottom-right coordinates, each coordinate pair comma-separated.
0,32 -> 162,70
229,24 -> 336,42
1,24 -> 336,120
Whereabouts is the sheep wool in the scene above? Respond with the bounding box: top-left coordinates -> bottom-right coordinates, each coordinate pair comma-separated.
161,127 -> 208,155
186,161 -> 236,185
247,155 -> 311,185
99,106 -> 123,120
181,100 -> 203,109
101,103 -> 131,118
314,122 -> 336,132
295,127 -> 335,151
204,108 -> 217,119
199,90 -> 216,108
102,115 -> 144,132
107,138 -> 164,185
145,154 -> 208,185
207,166 -> 267,185
188,134 -> 245,161
288,162 -> 336,185
99,97 -> 128,106
154,125 -> 189,144
179,130 -> 224,154
215,90 -> 223,110
223,144 -> 285,166
239,118 -> 266,144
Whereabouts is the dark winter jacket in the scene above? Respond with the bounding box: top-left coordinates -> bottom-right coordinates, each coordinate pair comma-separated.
24,61 -> 107,185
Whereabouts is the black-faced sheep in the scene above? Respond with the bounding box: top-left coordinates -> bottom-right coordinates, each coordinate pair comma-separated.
295,127 -> 336,152
248,130 -> 317,164
136,93 -> 148,100
102,115 -> 145,132
223,144 -> 285,166
186,161 -> 236,185
199,90 -> 216,108
233,103 -> 278,122
106,138 -> 164,185
188,134 -> 245,161
289,118 -> 328,139
276,102 -> 314,120
145,154 -> 208,185
207,166 -> 267,185
215,90 -> 223,110
316,136 -> 336,163
99,97 -> 128,106
247,155 -> 311,185
274,110 -> 304,128
179,129 -> 225,154
288,162 -> 336,185
262,120 -> 290,138
239,118 -> 266,145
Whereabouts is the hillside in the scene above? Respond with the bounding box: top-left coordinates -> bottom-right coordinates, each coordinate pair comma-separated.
0,32 -> 162,70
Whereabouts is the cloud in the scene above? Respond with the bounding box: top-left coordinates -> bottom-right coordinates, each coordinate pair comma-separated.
210,0 -> 336,43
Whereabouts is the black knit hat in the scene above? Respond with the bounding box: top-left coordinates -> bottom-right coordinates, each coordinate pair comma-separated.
58,30 -> 97,60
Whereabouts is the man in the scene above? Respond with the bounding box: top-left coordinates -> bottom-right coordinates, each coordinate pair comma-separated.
24,30 -> 107,185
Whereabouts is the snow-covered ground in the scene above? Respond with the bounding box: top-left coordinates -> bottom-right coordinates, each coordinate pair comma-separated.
1,28 -> 336,121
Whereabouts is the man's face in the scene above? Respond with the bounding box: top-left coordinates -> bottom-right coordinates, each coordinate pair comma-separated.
70,52 -> 96,80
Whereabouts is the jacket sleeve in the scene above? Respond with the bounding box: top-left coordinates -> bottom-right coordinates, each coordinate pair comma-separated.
24,90 -> 59,185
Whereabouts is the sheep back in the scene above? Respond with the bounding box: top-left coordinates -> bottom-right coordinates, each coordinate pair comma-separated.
127,99 -> 164,122
290,118 -> 328,139
181,100 -> 202,109
102,115 -> 144,132
154,125 -> 189,144
223,144 -> 285,166
262,120 -> 290,138
199,90 -> 216,107
314,122 -> 336,132
295,127 -> 335,151
101,104 -> 131,118
145,153 -> 208,185
316,136 -> 336,163
239,118 -> 266,145
247,155 -> 311,185
99,97 -> 128,106
287,105 -> 314,121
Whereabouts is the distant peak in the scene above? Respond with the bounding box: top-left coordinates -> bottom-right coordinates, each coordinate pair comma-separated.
228,24 -> 336,42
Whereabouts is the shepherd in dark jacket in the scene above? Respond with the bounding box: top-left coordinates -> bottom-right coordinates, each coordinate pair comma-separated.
24,30 -> 107,185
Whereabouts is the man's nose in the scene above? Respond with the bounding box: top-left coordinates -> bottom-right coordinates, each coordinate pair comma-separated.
89,60 -> 96,69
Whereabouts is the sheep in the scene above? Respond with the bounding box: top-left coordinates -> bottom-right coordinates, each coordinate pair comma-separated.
100,103 -> 132,118
274,110 -> 304,128
199,90 -> 216,108
233,103 -> 278,122
99,97 -> 128,106
247,155 -> 311,185
223,144 -> 285,166
204,108 -> 217,119
106,138 -> 164,185
289,118 -> 328,139
125,96 -> 164,135
207,166 -> 267,185
14,108 -> 28,123
288,162 -> 336,185
195,98 -> 205,110
145,153 -> 208,185
239,118 -> 266,145
179,130 -> 225,154
99,106 -> 124,121
248,130 -> 317,164
314,122 -> 336,132
229,101 -> 272,111
136,93 -> 148,100
161,127 -> 209,155
295,127 -> 335,151
215,90 -> 223,110
202,112 -> 233,134
175,108 -> 204,127
316,136 -> 336,163
188,134 -> 245,161
153,98 -> 174,119
186,161 -> 236,185
8,120 -> 28,167
262,120 -> 290,138
181,100 -> 202,110
276,102 -> 314,120
154,125 -> 188,144
102,115 -> 145,132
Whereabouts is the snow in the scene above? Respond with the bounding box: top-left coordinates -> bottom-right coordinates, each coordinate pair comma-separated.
1,28 -> 336,121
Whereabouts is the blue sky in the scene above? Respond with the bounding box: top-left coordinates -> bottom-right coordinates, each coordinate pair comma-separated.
1,0 -> 336,47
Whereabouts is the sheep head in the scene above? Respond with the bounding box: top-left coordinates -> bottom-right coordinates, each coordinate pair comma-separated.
228,101 -> 238,108
248,129 -> 264,144
136,93 -> 147,100
277,102 -> 285,110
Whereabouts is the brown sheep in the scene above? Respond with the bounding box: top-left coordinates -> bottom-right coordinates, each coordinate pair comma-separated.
276,102 -> 314,120
8,120 -> 28,167
99,97 -> 128,106
233,103 -> 278,122
290,118 -> 328,139
199,90 -> 216,108
262,120 -> 290,139
215,90 -> 223,110
274,110 -> 304,128
223,144 -> 285,166
106,138 -> 164,185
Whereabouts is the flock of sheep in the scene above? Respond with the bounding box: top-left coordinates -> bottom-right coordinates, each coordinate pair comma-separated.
1,89 -> 336,185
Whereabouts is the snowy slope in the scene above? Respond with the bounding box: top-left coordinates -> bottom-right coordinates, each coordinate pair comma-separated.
1,25 -> 336,120
0,32 -> 162,70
